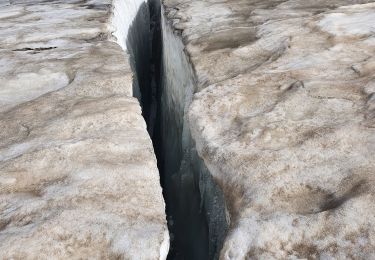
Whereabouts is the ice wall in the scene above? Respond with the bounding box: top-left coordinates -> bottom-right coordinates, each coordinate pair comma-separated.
159,7 -> 228,259
110,0 -> 151,105
110,0 -> 146,51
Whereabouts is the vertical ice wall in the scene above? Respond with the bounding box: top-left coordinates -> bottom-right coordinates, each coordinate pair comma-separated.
159,6 -> 228,259
110,0 -> 147,51
110,0 -> 151,104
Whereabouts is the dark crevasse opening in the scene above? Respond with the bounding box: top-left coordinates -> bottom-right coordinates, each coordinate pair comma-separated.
126,1 -> 228,259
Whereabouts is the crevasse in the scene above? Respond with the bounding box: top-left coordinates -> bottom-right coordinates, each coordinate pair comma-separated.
110,0 -> 228,258
158,5 -> 228,259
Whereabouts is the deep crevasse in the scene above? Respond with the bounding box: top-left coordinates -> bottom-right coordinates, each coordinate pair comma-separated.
108,0 -> 229,258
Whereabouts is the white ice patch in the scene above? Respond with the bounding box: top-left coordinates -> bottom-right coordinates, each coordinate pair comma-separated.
318,11 -> 375,37
0,69 -> 69,111
110,0 -> 146,50
159,230 -> 170,260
